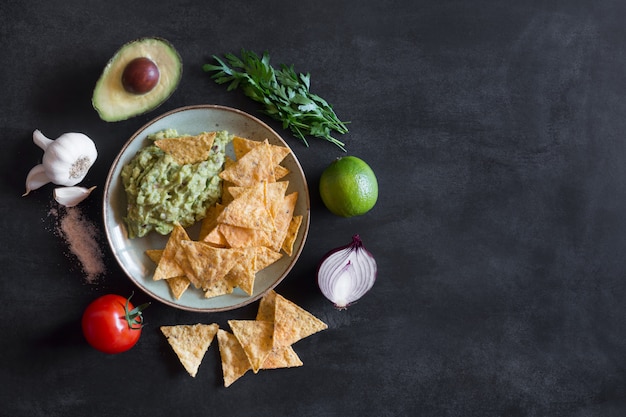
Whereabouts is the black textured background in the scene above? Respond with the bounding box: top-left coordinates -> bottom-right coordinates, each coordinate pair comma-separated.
2,1 -> 626,416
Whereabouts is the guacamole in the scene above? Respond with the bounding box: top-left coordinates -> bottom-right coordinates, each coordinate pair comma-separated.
121,129 -> 232,238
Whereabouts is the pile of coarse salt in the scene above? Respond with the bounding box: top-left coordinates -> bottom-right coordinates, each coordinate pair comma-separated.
49,204 -> 106,283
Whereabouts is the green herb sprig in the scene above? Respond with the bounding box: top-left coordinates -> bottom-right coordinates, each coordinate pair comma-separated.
202,49 -> 349,151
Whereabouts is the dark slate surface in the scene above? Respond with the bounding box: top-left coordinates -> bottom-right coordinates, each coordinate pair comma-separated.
2,1 -> 626,416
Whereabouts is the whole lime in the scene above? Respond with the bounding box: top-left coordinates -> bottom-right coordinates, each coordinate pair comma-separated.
319,156 -> 378,217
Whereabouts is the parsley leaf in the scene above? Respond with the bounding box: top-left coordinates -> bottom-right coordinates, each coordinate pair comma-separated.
202,50 -> 348,151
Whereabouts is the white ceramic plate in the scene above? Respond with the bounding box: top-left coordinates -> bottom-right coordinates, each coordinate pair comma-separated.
103,105 -> 310,312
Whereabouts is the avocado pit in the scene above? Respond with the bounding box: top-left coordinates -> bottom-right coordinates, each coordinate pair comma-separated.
92,37 -> 182,122
122,57 -> 160,94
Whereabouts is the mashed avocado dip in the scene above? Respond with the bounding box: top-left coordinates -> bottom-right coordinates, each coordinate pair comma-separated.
121,129 -> 232,238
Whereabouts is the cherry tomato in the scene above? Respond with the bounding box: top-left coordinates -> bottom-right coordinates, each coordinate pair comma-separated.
81,293 -> 149,354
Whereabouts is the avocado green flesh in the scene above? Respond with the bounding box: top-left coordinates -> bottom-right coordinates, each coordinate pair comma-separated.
92,38 -> 182,122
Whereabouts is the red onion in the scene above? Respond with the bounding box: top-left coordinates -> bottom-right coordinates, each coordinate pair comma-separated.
317,234 -> 377,309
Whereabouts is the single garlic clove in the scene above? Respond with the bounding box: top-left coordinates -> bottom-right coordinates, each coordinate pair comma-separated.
53,186 -> 97,207
23,164 -> 51,196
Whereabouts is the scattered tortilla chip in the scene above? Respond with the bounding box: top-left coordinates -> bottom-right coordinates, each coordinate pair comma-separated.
217,329 -> 251,387
262,346 -> 303,369
228,320 -> 275,373
282,215 -> 303,256
272,294 -> 328,348
154,132 -> 216,165
161,323 -> 219,377
256,289 -> 278,322
153,224 -> 190,280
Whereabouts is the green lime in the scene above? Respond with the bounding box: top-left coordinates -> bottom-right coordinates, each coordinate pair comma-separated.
319,156 -> 378,217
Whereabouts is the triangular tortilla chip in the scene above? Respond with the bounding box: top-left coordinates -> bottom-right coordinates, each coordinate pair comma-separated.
145,249 -> 163,263
178,240 -> 245,289
219,140 -> 275,186
265,181 -> 289,220
232,136 -> 290,166
282,215 -> 303,256
217,329 -> 251,387
253,246 -> 283,271
273,164 -> 290,181
167,276 -> 191,300
153,224 -> 190,280
217,182 -> 275,231
154,132 -> 216,165
203,278 -> 235,299
256,289 -> 278,322
160,323 -> 219,377
198,203 -> 224,241
272,294 -> 328,348
261,346 -> 303,369
224,247 -> 258,295
228,320 -> 275,373
269,191 -> 298,251
218,224 -> 272,248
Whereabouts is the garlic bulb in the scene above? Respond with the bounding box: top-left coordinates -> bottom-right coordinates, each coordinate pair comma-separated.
23,130 -> 98,196
54,186 -> 97,207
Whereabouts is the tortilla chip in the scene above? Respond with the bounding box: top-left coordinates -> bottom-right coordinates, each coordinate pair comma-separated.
232,136 -> 290,164
224,247 -> 258,295
154,132 -> 216,165
219,140 -> 275,186
217,329 -> 251,387
217,182 -> 275,232
273,164 -> 290,181
153,224 -> 190,280
160,323 -> 219,377
219,224 -> 272,248
228,320 -> 275,373
282,215 -> 303,256
272,294 -> 328,348
198,203 -> 224,241
265,181 -> 289,219
261,346 -> 303,369
145,249 -> 163,263
256,289 -> 278,322
269,191 -> 298,252
167,276 -> 191,299
253,246 -> 283,271
179,240 -> 245,290
201,226 -> 228,247
220,157 -> 237,205
232,136 -> 257,160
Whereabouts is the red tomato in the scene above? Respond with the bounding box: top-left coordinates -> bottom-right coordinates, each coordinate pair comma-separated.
81,293 -> 149,354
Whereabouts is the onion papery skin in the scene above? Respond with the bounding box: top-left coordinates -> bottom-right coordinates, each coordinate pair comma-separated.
317,235 -> 377,309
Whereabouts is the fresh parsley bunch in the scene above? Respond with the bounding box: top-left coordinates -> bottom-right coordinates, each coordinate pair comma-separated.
203,49 -> 349,151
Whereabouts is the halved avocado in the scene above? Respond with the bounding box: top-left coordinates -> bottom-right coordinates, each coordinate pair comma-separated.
92,37 -> 183,122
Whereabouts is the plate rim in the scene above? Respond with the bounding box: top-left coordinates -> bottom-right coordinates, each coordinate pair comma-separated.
102,104 -> 311,312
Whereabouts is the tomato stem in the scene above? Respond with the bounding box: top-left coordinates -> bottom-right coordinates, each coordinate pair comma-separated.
124,292 -> 150,330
